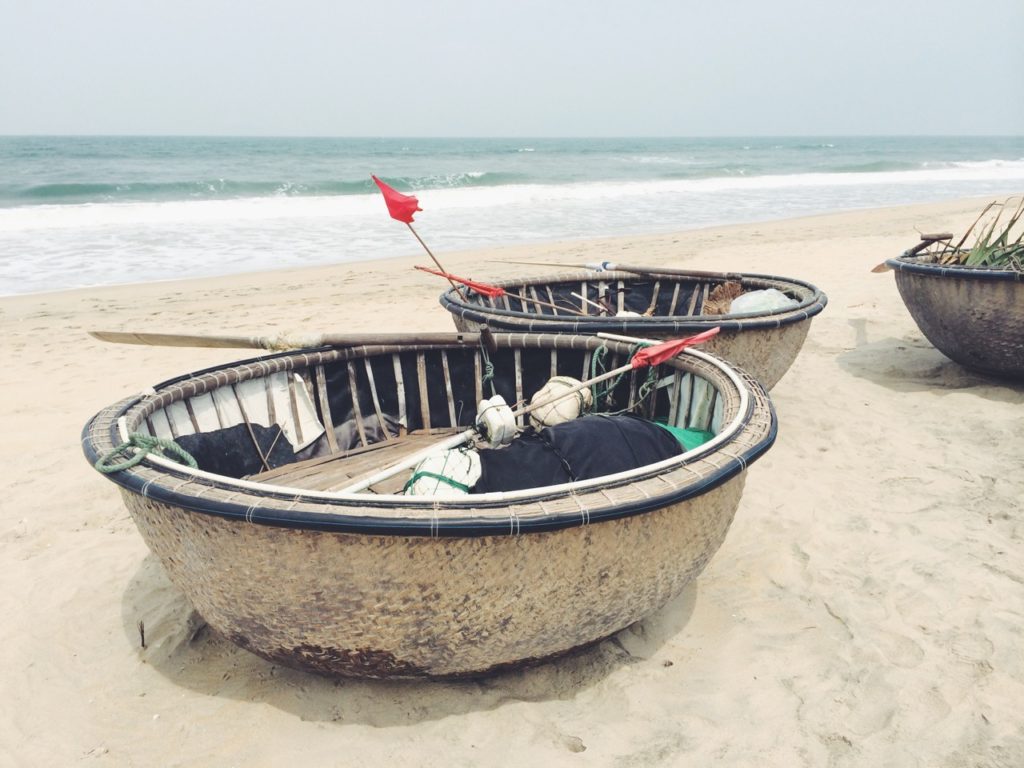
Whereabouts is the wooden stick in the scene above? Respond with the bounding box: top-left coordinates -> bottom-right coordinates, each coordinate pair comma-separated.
570,291 -> 610,314
231,383 -> 272,471
88,329 -> 484,350
504,289 -> 586,316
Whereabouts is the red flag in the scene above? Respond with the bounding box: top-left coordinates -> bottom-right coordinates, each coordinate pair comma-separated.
414,265 -> 506,298
630,327 -> 720,369
372,175 -> 422,223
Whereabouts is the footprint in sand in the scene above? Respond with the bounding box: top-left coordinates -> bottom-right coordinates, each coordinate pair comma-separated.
894,683 -> 953,736
874,630 -> 925,668
950,632 -> 994,662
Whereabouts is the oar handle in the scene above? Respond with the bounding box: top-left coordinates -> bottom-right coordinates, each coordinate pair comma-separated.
610,263 -> 749,282
89,330 -> 486,350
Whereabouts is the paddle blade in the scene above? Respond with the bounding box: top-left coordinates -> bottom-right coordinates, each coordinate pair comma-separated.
630,327 -> 721,369
88,330 -> 270,348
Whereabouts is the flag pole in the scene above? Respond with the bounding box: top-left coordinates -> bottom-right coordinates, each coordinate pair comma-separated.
406,223 -> 466,299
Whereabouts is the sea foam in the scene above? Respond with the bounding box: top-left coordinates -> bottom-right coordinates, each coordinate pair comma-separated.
2,148 -> 1023,296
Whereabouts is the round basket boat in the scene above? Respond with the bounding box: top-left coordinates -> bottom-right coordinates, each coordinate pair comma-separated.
885,257 -> 1024,378
83,332 -> 776,679
438,268 -> 827,389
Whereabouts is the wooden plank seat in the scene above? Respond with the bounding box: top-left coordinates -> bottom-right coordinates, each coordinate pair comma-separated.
246,429 -> 461,495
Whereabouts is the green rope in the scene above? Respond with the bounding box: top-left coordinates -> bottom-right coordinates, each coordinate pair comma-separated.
636,367 -> 660,403
403,446 -> 472,494
590,342 -> 660,415
589,345 -> 612,406
95,433 -> 198,474
403,470 -> 471,494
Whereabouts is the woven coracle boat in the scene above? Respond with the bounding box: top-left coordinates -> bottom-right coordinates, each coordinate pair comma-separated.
438,268 -> 827,389
83,332 -> 775,679
885,257 -> 1024,378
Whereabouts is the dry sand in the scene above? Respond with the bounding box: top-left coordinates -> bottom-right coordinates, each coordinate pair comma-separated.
1,197 -> 1021,767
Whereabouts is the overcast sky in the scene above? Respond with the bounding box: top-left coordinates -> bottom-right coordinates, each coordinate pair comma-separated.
2,0 -> 1022,137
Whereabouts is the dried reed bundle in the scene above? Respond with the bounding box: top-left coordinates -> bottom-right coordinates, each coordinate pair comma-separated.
926,197 -> 1024,271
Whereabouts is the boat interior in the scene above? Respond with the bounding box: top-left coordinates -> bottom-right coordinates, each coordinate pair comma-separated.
129,338 -> 728,496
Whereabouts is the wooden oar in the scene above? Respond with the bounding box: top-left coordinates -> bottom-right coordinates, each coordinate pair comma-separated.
497,259 -> 748,282
870,233 -> 953,273
609,263 -> 748,281
336,328 -> 720,494
88,329 -> 484,351
495,259 -> 607,270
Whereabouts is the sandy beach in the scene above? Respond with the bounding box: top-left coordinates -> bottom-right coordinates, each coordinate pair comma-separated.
1,196 -> 1021,766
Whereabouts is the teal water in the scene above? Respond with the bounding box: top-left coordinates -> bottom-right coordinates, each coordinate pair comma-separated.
1,135 -> 1022,294
3,135 -> 1023,206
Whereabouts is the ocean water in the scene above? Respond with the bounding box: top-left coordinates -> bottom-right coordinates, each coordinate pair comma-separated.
1,135 -> 1022,296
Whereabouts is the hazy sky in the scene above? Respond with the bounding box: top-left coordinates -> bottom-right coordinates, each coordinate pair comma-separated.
2,0 -> 1022,137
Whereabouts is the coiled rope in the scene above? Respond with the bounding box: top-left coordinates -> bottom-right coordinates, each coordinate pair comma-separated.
94,433 -> 198,474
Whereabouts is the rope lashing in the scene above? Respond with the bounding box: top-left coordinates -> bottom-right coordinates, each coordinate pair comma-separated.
94,433 -> 198,474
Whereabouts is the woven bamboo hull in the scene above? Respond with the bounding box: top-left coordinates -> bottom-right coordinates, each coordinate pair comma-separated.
121,478 -> 741,678
888,259 -> 1024,378
439,269 -> 827,390
83,332 -> 776,678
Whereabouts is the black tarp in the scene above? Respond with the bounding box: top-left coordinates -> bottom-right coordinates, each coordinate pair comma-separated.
175,423 -> 296,478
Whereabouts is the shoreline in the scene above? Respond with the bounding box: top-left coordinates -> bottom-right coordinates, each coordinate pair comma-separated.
3,190 -> 1022,303
2,195 -> 1022,766
0,193 -> 1009,310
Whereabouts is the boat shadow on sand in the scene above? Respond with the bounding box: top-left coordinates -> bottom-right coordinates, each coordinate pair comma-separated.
836,321 -> 1023,400
120,553 -> 698,726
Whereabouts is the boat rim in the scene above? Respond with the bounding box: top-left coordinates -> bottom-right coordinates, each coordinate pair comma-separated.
884,256 -> 1024,282
82,341 -> 776,536
438,268 -> 828,330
